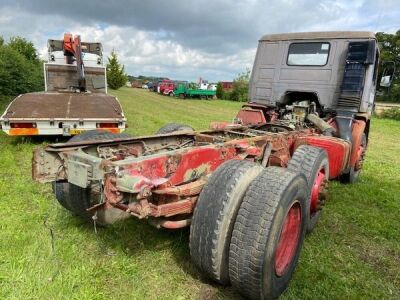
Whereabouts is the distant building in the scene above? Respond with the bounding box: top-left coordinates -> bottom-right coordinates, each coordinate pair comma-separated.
131,80 -> 142,88
220,81 -> 233,91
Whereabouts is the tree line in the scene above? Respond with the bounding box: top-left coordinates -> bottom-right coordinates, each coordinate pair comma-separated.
0,37 -> 44,96
376,31 -> 400,102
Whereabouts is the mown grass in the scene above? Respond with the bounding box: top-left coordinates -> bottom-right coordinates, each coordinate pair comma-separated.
0,88 -> 399,299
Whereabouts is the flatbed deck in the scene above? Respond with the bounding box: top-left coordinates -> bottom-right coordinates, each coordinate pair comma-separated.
0,92 -> 127,136
2,92 -> 124,120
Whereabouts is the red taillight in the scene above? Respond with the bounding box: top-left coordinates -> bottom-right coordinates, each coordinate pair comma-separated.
10,122 -> 36,128
96,123 -> 118,128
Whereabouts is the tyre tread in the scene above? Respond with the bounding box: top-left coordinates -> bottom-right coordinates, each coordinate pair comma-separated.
229,167 -> 306,299
190,160 -> 262,284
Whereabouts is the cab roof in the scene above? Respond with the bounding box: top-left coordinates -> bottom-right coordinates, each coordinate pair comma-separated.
260,31 -> 376,42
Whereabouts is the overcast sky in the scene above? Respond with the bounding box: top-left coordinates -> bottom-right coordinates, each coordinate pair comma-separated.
1,0 -> 399,82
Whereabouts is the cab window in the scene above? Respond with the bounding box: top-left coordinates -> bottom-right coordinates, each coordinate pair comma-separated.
287,42 -> 330,66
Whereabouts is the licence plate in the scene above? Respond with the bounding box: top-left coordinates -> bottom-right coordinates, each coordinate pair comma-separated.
70,129 -> 85,135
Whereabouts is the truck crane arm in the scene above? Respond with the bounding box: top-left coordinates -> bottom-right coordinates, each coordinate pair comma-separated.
47,33 -> 103,92
63,33 -> 86,91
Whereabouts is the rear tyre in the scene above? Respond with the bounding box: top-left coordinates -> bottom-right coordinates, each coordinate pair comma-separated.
229,167 -> 308,300
53,181 -> 95,222
66,184 -> 92,221
190,160 -> 263,284
287,145 -> 329,233
69,130 -> 131,142
340,133 -> 367,184
156,123 -> 194,134
52,181 -> 71,211
179,93 -> 185,99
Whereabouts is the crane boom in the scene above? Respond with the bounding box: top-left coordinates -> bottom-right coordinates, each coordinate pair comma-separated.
63,33 -> 86,92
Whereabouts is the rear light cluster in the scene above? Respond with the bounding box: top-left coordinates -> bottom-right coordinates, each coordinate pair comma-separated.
96,123 -> 118,128
10,122 -> 37,128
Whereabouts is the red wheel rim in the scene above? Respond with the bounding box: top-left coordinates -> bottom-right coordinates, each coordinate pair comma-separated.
310,170 -> 326,215
274,201 -> 302,277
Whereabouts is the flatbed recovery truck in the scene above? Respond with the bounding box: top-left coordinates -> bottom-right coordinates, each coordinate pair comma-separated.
0,33 -> 126,136
174,82 -> 216,99
32,31 -> 390,299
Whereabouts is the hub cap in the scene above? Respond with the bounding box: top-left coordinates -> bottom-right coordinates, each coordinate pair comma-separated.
274,201 -> 301,277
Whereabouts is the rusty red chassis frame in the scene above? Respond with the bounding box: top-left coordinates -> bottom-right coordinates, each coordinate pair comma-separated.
32,104 -> 366,229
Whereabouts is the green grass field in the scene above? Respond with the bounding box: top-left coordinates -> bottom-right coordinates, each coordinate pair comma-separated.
0,88 -> 399,299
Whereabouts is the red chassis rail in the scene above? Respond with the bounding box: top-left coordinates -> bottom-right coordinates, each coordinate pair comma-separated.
34,123 -> 353,228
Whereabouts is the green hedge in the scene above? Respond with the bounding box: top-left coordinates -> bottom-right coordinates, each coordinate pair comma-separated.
0,37 -> 44,97
378,107 -> 400,120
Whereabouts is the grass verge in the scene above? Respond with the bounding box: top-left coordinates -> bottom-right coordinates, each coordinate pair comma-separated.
0,88 -> 399,299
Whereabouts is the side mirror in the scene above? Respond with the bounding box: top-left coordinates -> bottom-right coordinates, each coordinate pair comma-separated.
380,75 -> 392,87
379,61 -> 396,88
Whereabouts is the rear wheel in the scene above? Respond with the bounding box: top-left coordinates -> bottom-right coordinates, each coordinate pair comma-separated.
68,130 -> 131,142
179,93 -> 185,99
156,123 -> 194,134
52,181 -> 71,211
229,167 -> 308,299
190,160 -> 263,284
288,145 -> 329,233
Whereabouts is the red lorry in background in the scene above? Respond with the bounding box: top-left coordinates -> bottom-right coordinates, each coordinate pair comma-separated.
158,80 -> 175,96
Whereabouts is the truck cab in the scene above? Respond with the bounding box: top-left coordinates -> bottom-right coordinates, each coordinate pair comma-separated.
158,80 -> 175,96
226,31 -> 386,182
243,31 -> 379,122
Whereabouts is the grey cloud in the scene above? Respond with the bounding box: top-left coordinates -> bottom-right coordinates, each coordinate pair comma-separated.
0,0 -> 399,81
3,0 -> 399,55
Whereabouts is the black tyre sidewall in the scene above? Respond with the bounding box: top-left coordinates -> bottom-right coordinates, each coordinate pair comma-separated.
156,123 -> 194,134
52,181 -> 71,211
262,176 -> 307,299
340,133 -> 367,184
288,145 -> 329,233
68,130 -> 131,142
66,183 -> 92,221
190,160 -> 263,284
